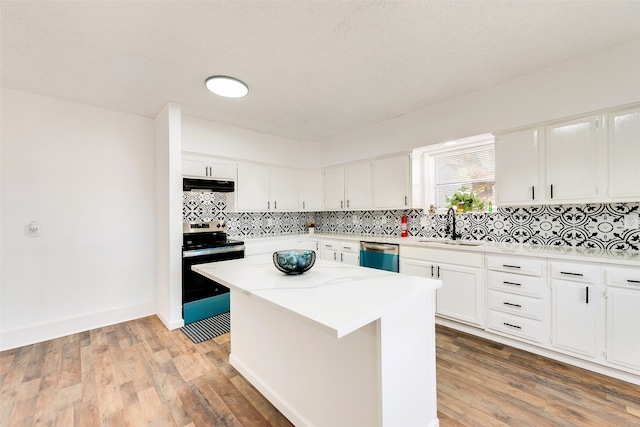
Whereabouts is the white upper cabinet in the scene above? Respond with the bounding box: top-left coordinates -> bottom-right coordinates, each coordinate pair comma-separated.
608,106 -> 640,199
496,115 -> 604,205
236,162 -> 298,211
271,167 -> 299,211
345,161 -> 372,210
323,166 -> 345,210
299,169 -> 323,211
322,153 -> 414,211
237,162 -> 271,211
495,129 -> 541,205
373,154 -> 411,209
545,116 -> 600,202
182,153 -> 235,180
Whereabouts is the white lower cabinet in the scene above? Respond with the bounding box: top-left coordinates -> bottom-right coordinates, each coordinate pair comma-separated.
400,246 -> 484,328
550,261 -> 603,359
398,245 -> 640,382
604,265 -> 640,373
320,240 -> 359,266
297,239 -> 321,252
486,255 -> 546,344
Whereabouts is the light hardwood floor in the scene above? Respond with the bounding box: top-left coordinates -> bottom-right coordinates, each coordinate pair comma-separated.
1,316 -> 639,426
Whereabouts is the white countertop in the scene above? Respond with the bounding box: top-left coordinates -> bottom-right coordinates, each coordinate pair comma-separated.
193,254 -> 442,339
290,233 -> 640,265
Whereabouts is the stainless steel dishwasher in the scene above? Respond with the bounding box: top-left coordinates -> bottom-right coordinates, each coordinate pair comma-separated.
359,242 -> 400,273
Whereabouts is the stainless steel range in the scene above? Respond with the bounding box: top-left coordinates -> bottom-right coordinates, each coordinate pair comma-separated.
182,221 -> 244,324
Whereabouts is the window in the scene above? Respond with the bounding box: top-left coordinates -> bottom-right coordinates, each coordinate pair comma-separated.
425,137 -> 495,210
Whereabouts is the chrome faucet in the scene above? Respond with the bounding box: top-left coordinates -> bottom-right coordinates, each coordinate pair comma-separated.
446,207 -> 460,240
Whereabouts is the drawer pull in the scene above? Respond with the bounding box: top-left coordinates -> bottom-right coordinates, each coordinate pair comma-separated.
503,302 -> 522,308
627,279 -> 640,284
503,322 -> 522,330
431,265 -> 434,278
503,281 -> 522,286
560,271 -> 584,277
503,264 -> 521,269
586,286 -> 589,304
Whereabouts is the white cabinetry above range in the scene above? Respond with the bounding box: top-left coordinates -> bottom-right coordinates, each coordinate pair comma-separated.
182,153 -> 235,180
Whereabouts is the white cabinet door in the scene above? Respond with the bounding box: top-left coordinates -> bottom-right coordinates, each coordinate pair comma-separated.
324,166 -> 345,210
545,117 -> 600,202
373,154 -> 410,209
271,167 -> 299,211
182,154 -> 235,179
182,155 -> 209,178
495,129 -> 541,205
297,239 -> 321,252
399,258 -> 433,278
551,279 -> 598,358
345,161 -> 372,209
605,266 -> 640,372
435,263 -> 484,328
299,169 -> 323,211
237,162 -> 270,211
608,107 -> 640,199
606,286 -> 640,372
340,250 -> 360,266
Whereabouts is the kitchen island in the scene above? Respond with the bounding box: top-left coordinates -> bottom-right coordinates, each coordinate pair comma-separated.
193,254 -> 442,427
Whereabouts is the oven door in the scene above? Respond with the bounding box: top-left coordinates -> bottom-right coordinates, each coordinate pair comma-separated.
182,247 -> 243,324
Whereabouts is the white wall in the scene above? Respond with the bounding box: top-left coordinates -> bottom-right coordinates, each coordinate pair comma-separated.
182,115 -> 321,168
0,89 -> 157,350
320,39 -> 640,165
154,102 -> 184,330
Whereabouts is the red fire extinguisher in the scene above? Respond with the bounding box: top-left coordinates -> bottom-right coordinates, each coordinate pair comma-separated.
401,213 -> 408,237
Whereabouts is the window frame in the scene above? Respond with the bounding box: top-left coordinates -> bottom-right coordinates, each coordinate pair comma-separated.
423,137 -> 495,212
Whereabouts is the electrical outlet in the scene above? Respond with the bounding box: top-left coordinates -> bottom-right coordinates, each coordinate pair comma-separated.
624,214 -> 639,229
353,215 -> 359,222
380,217 -> 387,224
28,221 -> 41,237
267,218 -> 274,226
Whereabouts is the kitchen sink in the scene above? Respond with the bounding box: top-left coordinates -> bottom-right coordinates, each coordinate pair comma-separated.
418,238 -> 484,246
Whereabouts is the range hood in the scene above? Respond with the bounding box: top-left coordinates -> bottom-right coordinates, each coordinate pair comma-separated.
183,178 -> 235,192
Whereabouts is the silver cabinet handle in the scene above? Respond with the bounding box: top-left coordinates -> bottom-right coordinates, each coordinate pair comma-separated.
404,195 -> 407,206
274,201 -> 277,209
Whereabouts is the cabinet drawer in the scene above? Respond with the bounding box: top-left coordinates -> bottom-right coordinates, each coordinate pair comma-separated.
401,246 -> 482,268
487,310 -> 544,344
605,265 -> 640,289
550,261 -> 600,283
321,241 -> 340,250
340,242 -> 359,252
488,290 -> 543,320
487,271 -> 545,298
487,255 -> 544,277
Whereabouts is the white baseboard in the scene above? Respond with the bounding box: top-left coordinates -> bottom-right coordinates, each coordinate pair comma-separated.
156,311 -> 184,330
0,299 -> 156,351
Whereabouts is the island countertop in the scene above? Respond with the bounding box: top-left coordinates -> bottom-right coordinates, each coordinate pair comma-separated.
193,254 -> 442,339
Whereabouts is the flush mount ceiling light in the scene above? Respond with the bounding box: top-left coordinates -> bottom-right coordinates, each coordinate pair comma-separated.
205,75 -> 249,98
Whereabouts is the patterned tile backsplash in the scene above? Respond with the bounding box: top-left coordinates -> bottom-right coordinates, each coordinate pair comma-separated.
183,192 -> 640,250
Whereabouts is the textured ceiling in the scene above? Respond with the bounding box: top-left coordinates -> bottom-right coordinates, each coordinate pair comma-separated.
2,1 -> 640,142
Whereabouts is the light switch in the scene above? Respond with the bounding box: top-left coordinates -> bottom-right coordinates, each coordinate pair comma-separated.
28,221 -> 41,237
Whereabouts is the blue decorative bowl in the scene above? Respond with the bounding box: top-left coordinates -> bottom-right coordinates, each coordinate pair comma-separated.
273,250 -> 316,275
